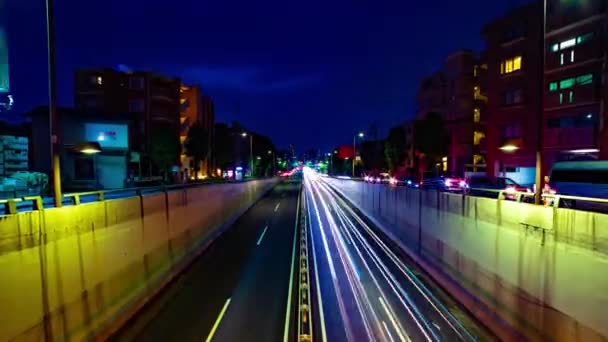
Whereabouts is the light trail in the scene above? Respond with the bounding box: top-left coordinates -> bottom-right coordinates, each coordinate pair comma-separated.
323,180 -> 474,340
302,168 -> 476,342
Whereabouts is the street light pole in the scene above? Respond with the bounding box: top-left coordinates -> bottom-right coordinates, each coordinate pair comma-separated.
352,132 -> 364,177
46,0 -> 62,207
535,0 -> 547,205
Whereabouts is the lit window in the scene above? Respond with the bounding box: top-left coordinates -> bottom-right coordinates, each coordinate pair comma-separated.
576,74 -> 593,85
570,50 -> 575,63
500,56 -> 522,74
576,32 -> 593,44
551,44 -> 559,52
473,108 -> 480,123
559,78 -> 575,89
549,82 -> 558,92
559,93 -> 564,104
551,33 -> 593,53
560,38 -> 576,50
560,53 -> 564,65
474,131 -> 485,145
568,91 -> 574,103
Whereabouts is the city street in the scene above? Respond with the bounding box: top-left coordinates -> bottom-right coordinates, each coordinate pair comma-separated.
112,180 -> 301,342
303,170 -> 489,341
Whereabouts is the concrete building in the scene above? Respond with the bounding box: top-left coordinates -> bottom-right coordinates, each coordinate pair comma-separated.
74,68 -> 181,177
415,50 -> 487,176
179,85 -> 215,178
29,107 -> 134,190
0,122 -> 28,177
543,0 -> 608,166
483,3 -> 543,185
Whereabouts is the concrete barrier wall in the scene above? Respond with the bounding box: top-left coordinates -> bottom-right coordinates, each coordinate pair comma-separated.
325,178 -> 608,341
0,179 -> 277,341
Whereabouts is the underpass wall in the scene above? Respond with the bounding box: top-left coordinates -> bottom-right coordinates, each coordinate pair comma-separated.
0,179 -> 277,341
325,177 -> 608,341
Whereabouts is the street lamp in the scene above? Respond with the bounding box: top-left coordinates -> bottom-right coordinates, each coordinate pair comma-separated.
241,132 -> 253,177
499,144 -> 519,152
46,0 -> 62,207
75,141 -> 102,154
353,132 -> 364,177
268,150 -> 276,175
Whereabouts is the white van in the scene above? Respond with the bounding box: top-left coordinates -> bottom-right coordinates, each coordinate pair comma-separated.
549,161 -> 608,199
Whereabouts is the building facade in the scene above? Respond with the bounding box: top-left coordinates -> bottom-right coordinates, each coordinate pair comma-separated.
29,107 -> 133,190
415,50 -> 487,176
74,69 -> 181,177
483,3 -> 543,185
543,0 -> 607,167
178,85 -> 215,178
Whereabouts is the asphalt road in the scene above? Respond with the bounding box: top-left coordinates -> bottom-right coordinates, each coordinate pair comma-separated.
112,180 -> 301,342
303,170 -> 491,341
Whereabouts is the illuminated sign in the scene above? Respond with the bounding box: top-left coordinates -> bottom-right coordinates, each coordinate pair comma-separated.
0,28 -> 9,93
85,123 -> 128,148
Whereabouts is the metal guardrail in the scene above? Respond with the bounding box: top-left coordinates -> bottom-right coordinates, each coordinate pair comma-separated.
0,178 -> 272,215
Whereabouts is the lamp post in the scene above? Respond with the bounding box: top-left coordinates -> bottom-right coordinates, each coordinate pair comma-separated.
268,150 -> 275,176
534,0 -> 547,205
46,0 -> 62,207
241,132 -> 253,177
352,132 -> 364,177
326,152 -> 332,175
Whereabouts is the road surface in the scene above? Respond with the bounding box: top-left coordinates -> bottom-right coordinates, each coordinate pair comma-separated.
303,169 -> 490,341
112,180 -> 301,342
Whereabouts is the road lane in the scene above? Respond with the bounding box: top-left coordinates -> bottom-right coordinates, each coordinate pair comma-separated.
303,169 -> 490,341
111,180 -> 300,342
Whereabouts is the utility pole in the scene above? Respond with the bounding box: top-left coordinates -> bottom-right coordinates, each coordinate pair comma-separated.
46,0 -> 62,207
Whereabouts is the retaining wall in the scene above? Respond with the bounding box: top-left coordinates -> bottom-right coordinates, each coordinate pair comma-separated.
0,179 -> 277,341
326,178 -> 608,341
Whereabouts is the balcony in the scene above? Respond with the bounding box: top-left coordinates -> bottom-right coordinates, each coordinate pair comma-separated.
543,127 -> 596,149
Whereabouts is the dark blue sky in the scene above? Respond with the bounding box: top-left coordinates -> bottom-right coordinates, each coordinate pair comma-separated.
4,0 -> 529,152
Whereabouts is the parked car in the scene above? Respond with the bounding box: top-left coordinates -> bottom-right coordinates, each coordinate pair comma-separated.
466,175 -> 530,200
549,161 -> 608,199
547,161 -> 608,211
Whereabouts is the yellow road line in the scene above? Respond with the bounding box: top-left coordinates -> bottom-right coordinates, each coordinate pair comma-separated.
283,191 -> 301,342
205,298 -> 231,342
379,296 -> 409,342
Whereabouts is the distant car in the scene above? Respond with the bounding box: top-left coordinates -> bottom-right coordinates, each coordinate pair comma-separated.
421,174 -> 465,192
364,173 -> 389,184
466,175 -> 530,200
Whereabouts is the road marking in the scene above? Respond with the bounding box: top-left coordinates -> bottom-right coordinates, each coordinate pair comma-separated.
274,202 -> 281,212
382,320 -> 396,342
379,296 -> 408,342
256,226 -> 269,245
205,298 -> 231,342
306,185 -> 328,342
283,192 -> 300,342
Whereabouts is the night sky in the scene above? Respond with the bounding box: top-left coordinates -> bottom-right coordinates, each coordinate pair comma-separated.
4,0 -> 530,152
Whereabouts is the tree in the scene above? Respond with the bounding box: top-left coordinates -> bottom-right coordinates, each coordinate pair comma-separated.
184,121 -> 209,179
149,124 -> 181,181
384,125 -> 407,174
414,112 -> 449,176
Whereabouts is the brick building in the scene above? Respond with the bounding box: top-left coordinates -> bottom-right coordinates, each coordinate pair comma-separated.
483,3 -> 543,185
543,0 -> 608,166
415,50 -> 487,175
